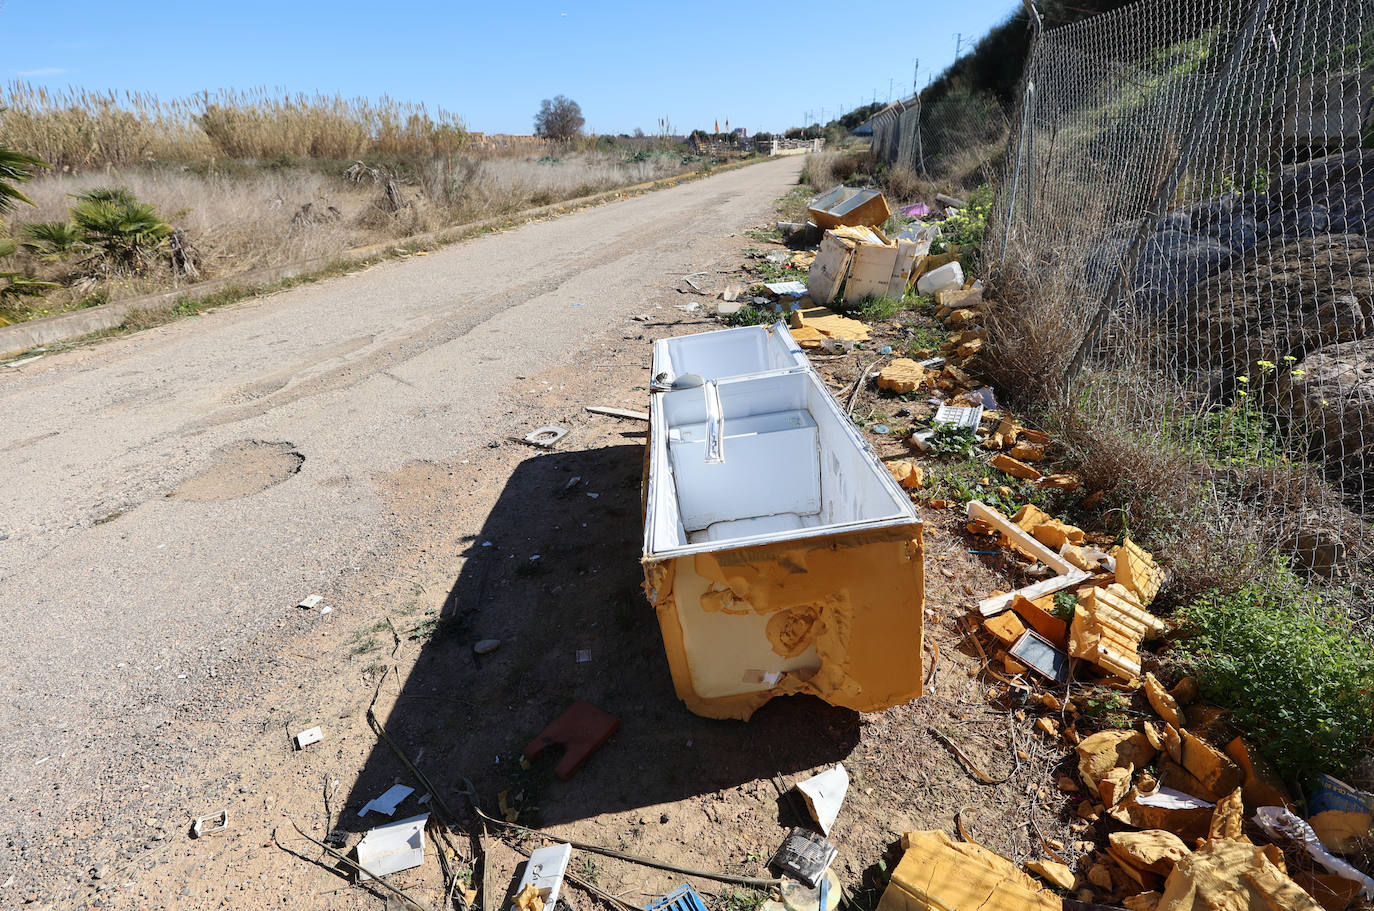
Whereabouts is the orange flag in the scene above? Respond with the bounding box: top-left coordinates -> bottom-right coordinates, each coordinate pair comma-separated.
714,119 -> 719,133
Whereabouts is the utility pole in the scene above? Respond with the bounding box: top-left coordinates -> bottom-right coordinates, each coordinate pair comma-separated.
955,32 -> 963,56
913,59 -> 919,97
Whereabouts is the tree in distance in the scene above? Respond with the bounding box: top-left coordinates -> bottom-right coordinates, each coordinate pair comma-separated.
534,96 -> 585,144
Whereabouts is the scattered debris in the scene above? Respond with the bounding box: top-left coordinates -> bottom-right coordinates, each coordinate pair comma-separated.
523,700 -> 619,780
807,186 -> 892,230
933,403 -> 983,430
763,280 -> 809,298
887,461 -> 925,490
795,764 -> 849,835
522,425 -> 569,449
584,405 -> 649,421
1254,806 -> 1374,898
1156,834 -> 1324,910
297,594 -> 322,610
512,842 -> 573,910
1007,630 -> 1068,683
648,884 -> 709,911
191,809 -> 228,838
966,501 -> 1090,616
293,726 -> 323,750
1069,585 -> 1165,681
875,829 -> 1058,911
875,359 -> 926,394
355,813 -> 428,881
358,784 -> 415,818
770,827 -> 837,889
916,261 -> 965,296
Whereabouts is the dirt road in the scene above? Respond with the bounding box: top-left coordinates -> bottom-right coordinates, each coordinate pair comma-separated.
0,157 -> 806,906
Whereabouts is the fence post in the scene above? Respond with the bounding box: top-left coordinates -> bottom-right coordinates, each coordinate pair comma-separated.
997,1 -> 1044,260
1063,0 -> 1275,381
915,97 -> 927,177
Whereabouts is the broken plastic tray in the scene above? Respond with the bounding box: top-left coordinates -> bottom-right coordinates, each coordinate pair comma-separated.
646,883 -> 708,911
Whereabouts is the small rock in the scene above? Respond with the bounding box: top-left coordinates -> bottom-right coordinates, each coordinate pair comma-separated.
660,813 -> 669,823
473,639 -> 501,655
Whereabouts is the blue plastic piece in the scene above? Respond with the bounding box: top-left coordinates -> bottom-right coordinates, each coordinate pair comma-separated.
646,884 -> 708,911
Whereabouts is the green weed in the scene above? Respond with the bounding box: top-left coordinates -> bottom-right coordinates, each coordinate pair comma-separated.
723,304 -> 776,327
720,890 -> 769,911
1171,560 -> 1374,785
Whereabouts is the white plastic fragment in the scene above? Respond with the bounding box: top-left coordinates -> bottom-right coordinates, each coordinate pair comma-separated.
915,261 -> 965,295
293,726 -> 323,750
1253,806 -> 1374,898
933,404 -> 983,430
795,763 -> 850,835
966,501 -> 1090,616
358,784 -> 414,818
514,842 -> 573,906
356,813 -> 428,881
1136,786 -> 1213,810
297,594 -> 322,610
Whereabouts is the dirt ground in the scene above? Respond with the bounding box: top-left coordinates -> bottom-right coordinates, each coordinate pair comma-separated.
48,204 -> 1101,911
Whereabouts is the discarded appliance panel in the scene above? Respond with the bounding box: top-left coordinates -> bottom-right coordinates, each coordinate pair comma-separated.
807,186 -> 892,230
643,322 -> 924,721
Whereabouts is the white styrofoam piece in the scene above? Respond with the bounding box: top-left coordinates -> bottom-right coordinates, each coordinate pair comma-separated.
293,726 -> 323,749
358,784 -> 414,817
515,843 -> 573,907
356,813 -> 428,881
796,763 -> 849,835
965,501 -> 1090,616
297,594 -> 322,609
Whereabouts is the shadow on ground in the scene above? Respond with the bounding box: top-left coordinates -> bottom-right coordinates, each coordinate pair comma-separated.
340,439 -> 858,834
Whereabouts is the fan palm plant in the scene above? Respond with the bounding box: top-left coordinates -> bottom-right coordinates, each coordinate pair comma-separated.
0,145 -> 47,216
0,236 -> 58,309
21,220 -> 87,260
69,187 -> 173,272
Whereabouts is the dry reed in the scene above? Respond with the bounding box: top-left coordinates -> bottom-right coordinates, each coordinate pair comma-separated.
1,82 -> 469,171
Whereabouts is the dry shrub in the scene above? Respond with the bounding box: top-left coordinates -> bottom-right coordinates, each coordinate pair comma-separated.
4,150 -> 692,322
800,151 -> 841,188
980,263 -> 1082,404
880,166 -> 938,204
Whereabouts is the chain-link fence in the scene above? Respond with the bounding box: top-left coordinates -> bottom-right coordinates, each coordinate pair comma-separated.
871,89 -> 1010,186
985,0 -> 1374,607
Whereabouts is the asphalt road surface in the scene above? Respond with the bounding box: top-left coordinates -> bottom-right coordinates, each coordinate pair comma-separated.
0,155 -> 803,901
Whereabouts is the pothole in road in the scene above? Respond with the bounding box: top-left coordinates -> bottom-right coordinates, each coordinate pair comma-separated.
170,440 -> 305,502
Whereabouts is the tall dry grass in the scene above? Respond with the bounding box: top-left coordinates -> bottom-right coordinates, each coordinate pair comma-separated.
0,83 -> 469,171
0,150 -> 696,321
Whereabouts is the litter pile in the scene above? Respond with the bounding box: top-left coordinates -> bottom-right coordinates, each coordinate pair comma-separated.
718,183 -> 1374,911
725,184 -> 978,356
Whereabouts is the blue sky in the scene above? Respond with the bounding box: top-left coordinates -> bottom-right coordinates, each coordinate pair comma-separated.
1,0 -> 1023,135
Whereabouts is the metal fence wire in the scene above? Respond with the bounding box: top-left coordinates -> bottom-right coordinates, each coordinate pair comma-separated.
871,90 -> 1010,185
986,0 -> 1374,606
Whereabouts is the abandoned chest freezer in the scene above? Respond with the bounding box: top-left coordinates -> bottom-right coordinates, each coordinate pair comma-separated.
642,322 -> 924,721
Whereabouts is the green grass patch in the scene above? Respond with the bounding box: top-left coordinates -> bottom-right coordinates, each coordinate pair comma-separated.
1170,561 -> 1374,786
723,304 -> 777,327
923,455 -> 1053,515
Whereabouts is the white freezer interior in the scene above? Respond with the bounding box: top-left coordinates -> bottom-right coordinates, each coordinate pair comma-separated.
650,322 -> 809,386
646,364 -> 916,557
